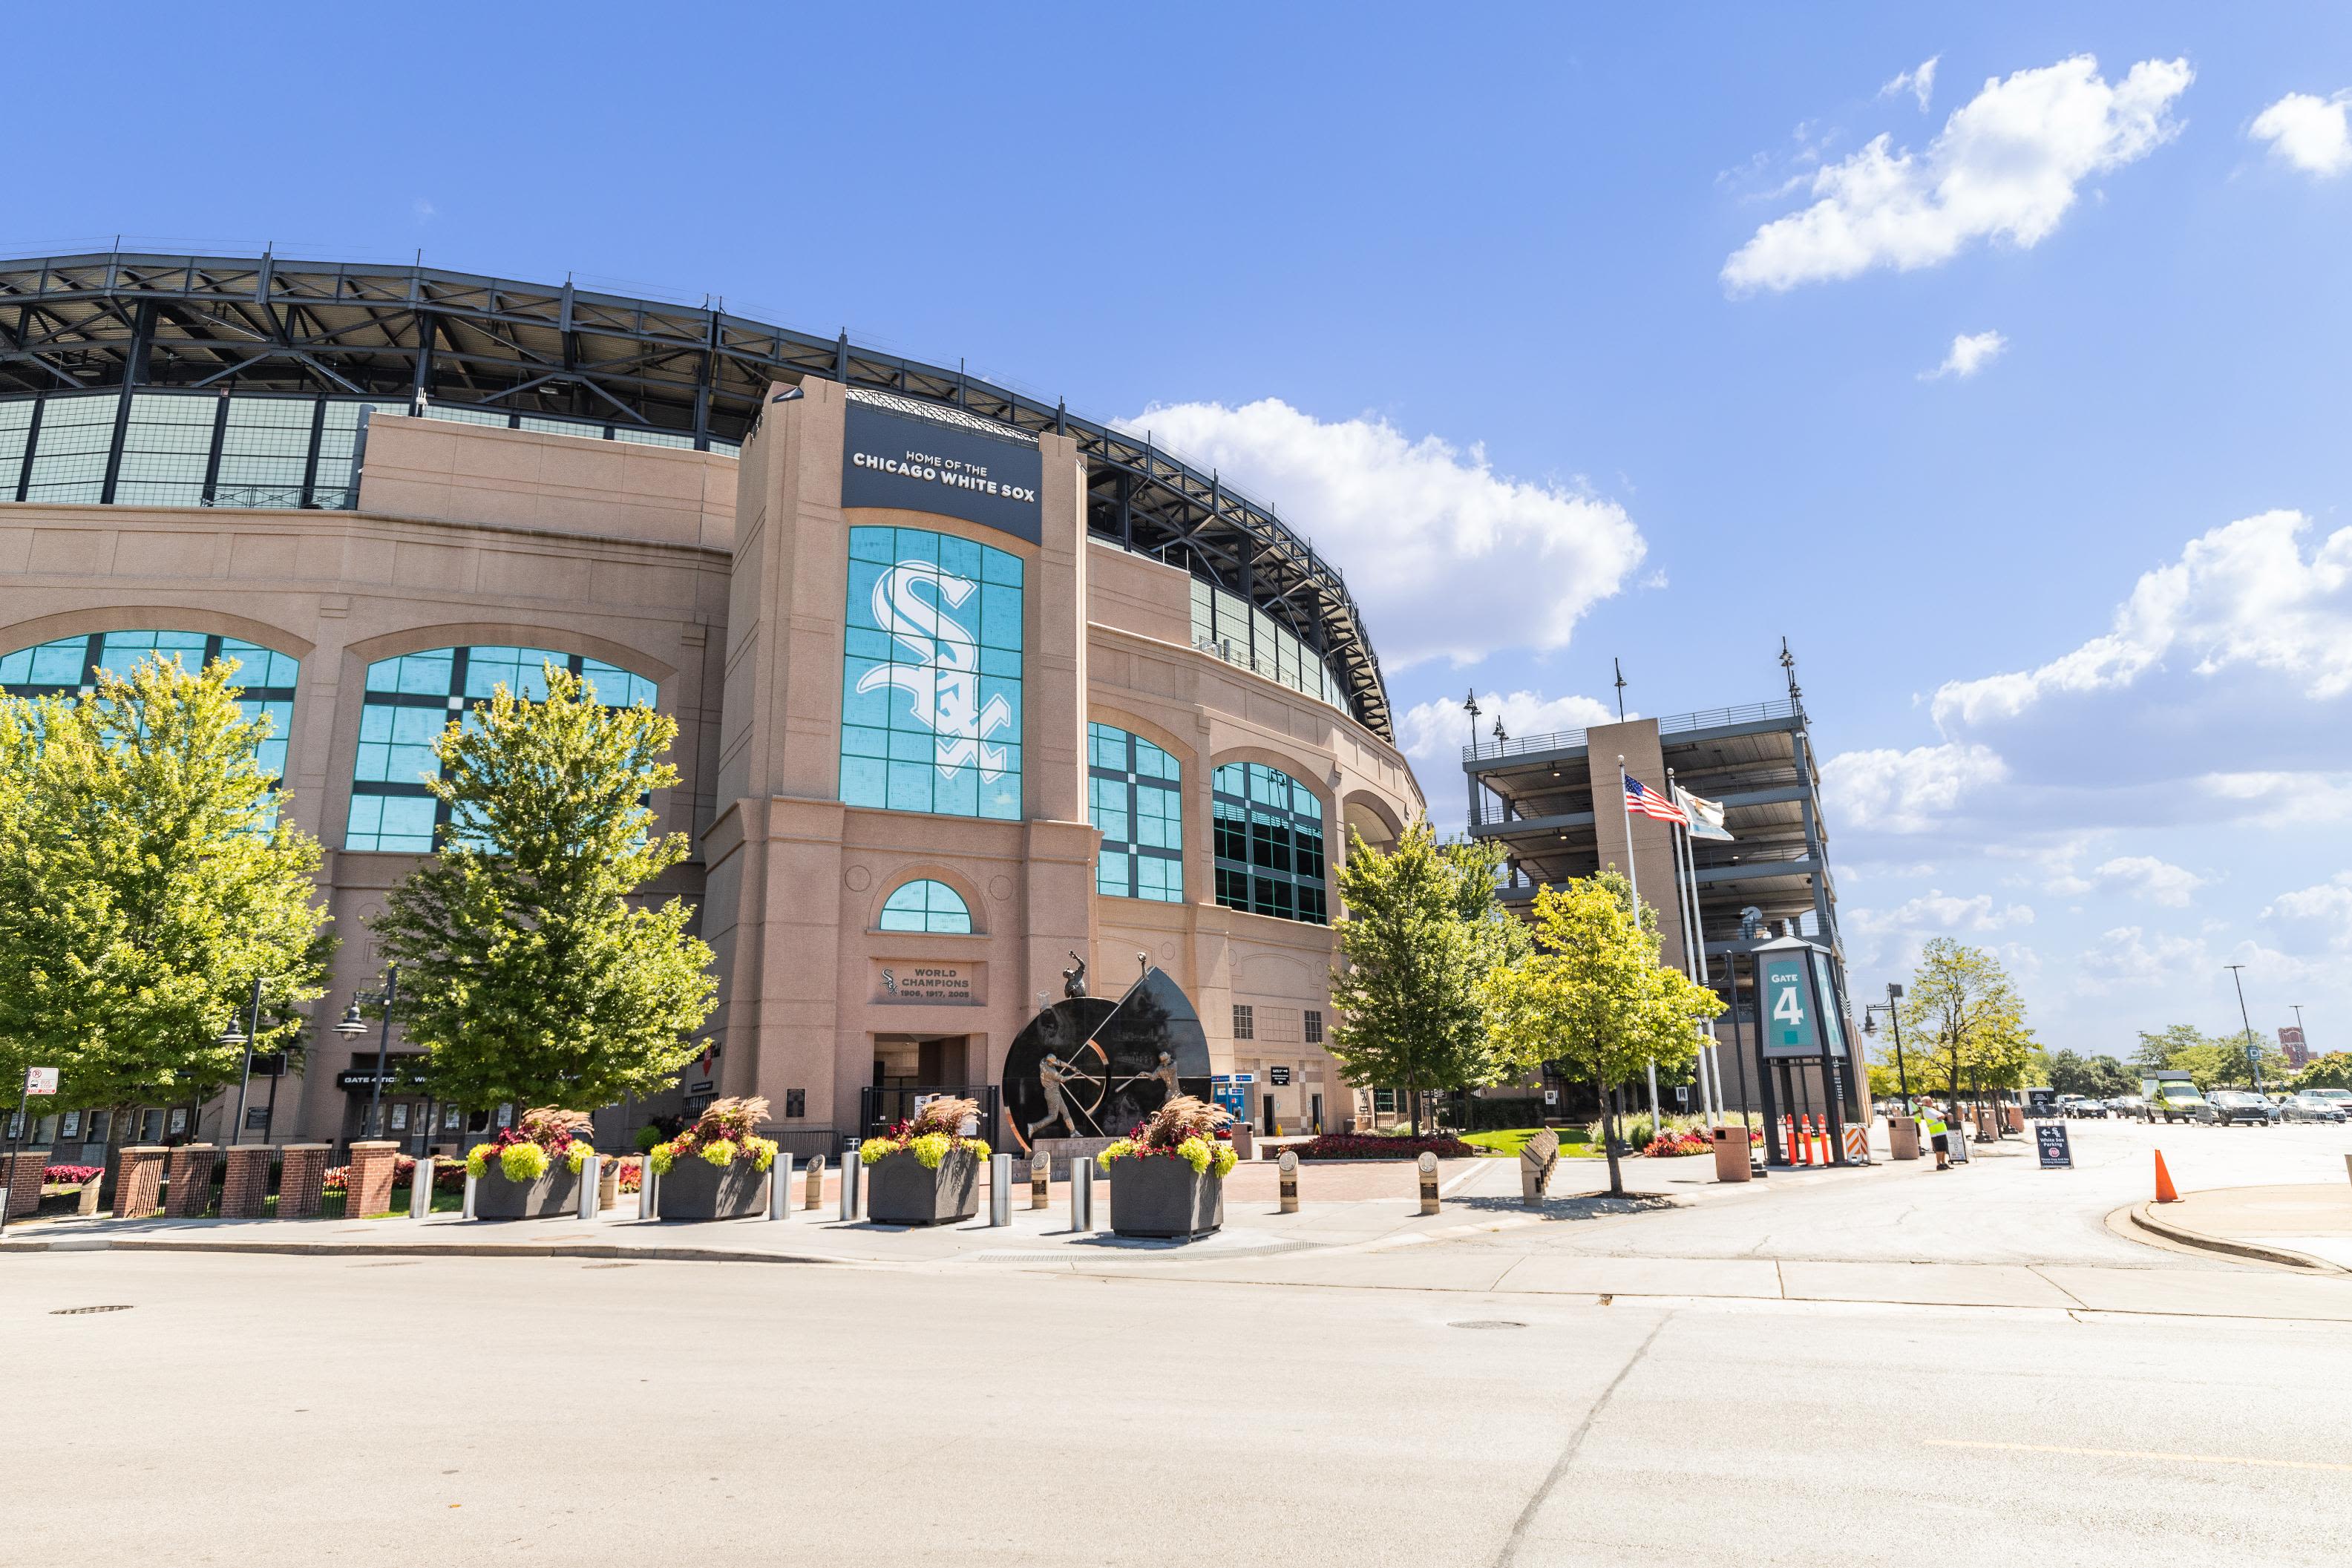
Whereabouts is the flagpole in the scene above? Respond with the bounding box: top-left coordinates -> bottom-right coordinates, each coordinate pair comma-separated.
1671,771 -> 1723,1125
1619,756 -> 1662,1137
1668,771 -> 1715,1124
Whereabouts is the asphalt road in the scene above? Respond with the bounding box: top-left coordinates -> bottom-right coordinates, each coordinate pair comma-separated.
5,1121 -> 2348,1567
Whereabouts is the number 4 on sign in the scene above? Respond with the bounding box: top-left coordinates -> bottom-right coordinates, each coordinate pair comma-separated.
1773,987 -> 1804,1026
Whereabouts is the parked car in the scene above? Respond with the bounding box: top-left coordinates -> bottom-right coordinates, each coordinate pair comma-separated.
2280,1092 -> 2348,1124
2303,1087 -> 2352,1117
2146,1076 -> 2209,1123
2106,1095 -> 2152,1121
2057,1095 -> 2109,1119
2200,1090 -> 2273,1127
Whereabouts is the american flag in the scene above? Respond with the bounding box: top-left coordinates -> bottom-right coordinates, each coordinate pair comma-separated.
1623,774 -> 1688,824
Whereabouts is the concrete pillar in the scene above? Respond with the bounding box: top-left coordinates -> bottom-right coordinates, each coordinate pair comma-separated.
163,1144 -> 218,1218
347,1141 -> 400,1217
0,1147 -> 51,1224
278,1143 -> 331,1218
219,1145 -> 274,1218
113,1146 -> 167,1218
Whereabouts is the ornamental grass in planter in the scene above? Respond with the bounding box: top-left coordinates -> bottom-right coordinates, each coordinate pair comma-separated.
649,1097 -> 778,1221
1101,1096 -> 1237,1240
465,1109 -> 597,1218
858,1095 -> 991,1226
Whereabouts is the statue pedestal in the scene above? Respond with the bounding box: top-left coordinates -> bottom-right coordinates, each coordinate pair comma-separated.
1032,1138 -> 1118,1181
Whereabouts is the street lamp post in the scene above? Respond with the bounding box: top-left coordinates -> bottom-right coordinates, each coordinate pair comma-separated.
1861,983 -> 1911,1118
218,976 -> 266,1145
2292,1003 -> 2309,1063
1464,689 -> 1483,830
2225,964 -> 2263,1094
335,966 -> 401,1144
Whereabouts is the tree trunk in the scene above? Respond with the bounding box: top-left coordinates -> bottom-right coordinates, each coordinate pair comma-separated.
1601,1082 -> 1625,1198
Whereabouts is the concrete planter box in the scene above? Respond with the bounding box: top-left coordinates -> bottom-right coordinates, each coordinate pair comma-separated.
657,1153 -> 768,1221
866,1147 -> 979,1227
1109,1155 -> 1222,1239
473,1161 -> 583,1219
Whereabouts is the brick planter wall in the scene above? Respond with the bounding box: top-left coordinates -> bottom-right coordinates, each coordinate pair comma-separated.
1,1147 -> 51,1224
220,1145 -> 274,1218
163,1144 -> 219,1218
114,1146 -> 167,1218
278,1144 -> 330,1218
347,1141 -> 399,1217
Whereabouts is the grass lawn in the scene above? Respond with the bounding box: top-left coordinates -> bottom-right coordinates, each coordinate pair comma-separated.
1462,1127 -> 1600,1159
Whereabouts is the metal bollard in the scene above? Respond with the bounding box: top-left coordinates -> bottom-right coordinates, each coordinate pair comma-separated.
1278,1149 -> 1299,1214
1418,1150 -> 1440,1216
1071,1158 -> 1094,1232
461,1166 -> 478,1221
804,1152 -> 825,1210
637,1154 -> 658,1220
768,1153 -> 793,1221
577,1155 -> 602,1220
1030,1151 -> 1049,1210
410,1155 -> 436,1220
990,1152 -> 1012,1227
839,1144 -> 862,1221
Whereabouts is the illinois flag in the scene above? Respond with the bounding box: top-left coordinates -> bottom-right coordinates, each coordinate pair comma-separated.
1674,784 -> 1732,841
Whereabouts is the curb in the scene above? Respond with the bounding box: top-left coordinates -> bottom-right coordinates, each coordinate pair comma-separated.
2126,1202 -> 2348,1274
1,1236 -> 845,1267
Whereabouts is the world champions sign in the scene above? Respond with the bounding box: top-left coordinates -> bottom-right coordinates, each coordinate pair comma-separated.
842,398 -> 1043,544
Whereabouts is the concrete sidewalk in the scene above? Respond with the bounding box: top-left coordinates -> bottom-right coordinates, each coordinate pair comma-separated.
2132,1182 -> 2352,1271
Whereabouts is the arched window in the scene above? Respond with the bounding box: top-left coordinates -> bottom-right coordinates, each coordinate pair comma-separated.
1,629 -> 300,778
1212,762 -> 1326,925
878,879 -> 973,934
1089,723 -> 1183,902
346,645 -> 658,852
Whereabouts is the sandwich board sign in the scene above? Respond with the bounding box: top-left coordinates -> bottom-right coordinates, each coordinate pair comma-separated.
2035,1123 -> 2074,1169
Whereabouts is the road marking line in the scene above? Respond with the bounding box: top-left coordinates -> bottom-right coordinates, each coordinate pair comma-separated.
1926,1439 -> 2352,1473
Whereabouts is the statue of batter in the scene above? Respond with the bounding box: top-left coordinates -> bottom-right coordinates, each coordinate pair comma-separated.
1115,1050 -> 1182,1106
1062,951 -> 1088,1000
1028,1052 -> 1093,1141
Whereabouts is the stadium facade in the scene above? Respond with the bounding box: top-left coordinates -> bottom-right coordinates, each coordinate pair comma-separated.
0,252 -> 1422,1160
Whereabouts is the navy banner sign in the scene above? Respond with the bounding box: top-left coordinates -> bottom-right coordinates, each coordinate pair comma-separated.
843,401 -> 1043,544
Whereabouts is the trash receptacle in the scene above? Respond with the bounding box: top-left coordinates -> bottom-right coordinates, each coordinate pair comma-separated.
1888,1117 -> 1920,1161
1711,1125 -> 1752,1183
2003,1105 -> 2024,1134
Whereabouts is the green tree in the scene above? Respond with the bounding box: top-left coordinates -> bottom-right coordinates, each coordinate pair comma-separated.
1901,939 -> 2033,1125
2133,1024 -> 2281,1090
372,663 -> 715,1113
1327,824 -> 1519,1135
1484,876 -> 1723,1197
0,654 -> 330,1118
2299,1052 -> 2352,1089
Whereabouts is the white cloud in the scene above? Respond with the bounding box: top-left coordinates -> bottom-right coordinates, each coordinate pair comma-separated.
1922,329 -> 2007,379
2250,91 -> 2352,177
1820,742 -> 2008,833
1881,56 -> 1940,112
2265,871 -> 2352,926
1851,889 -> 2035,935
1395,689 -> 1617,762
2078,924 -> 2207,986
2092,854 -> 2205,908
1723,54 -> 2192,293
1117,399 -> 1645,669
1933,511 -> 2352,729
2198,770 -> 2352,826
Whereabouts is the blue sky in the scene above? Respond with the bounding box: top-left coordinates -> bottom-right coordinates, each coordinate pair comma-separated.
18,3 -> 2352,1057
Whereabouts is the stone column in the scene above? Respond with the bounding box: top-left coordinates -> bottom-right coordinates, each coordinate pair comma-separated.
347,1140 -> 400,1217
278,1144 -> 330,1218
163,1144 -> 218,1218
219,1145 -> 275,1218
113,1146 -> 167,1218
0,1147 -> 50,1224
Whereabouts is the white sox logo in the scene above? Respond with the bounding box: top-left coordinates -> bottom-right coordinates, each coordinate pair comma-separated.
859,560 -> 1013,781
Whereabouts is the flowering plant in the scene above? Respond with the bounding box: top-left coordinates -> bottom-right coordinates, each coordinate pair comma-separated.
1643,1131 -> 1712,1157
1098,1096 -> 1238,1178
647,1097 -> 778,1175
1288,1133 -> 1477,1161
44,1164 -> 103,1187
465,1107 -> 598,1181
859,1095 -> 991,1169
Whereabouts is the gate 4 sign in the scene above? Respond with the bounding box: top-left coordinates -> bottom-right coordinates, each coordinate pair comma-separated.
1759,957 -> 1820,1057
2035,1123 -> 2074,1170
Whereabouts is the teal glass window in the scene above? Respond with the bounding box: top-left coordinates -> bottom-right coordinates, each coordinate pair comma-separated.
1089,722 -> 1184,902
0,629 -> 300,781
345,646 -> 657,852
839,525 -> 1023,821
878,879 -> 974,934
1211,761 -> 1326,924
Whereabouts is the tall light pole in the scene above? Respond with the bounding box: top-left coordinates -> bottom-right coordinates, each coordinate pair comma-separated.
2292,1003 -> 2310,1064
335,966 -> 402,1144
2225,964 -> 2263,1093
217,975 -> 266,1144
1861,983 -> 1911,1117
1464,689 -> 1482,830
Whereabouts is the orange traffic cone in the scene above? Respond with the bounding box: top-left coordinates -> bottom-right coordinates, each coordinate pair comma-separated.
2154,1149 -> 2180,1204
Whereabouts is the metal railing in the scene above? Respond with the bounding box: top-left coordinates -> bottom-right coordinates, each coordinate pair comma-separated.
1464,697 -> 1800,764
